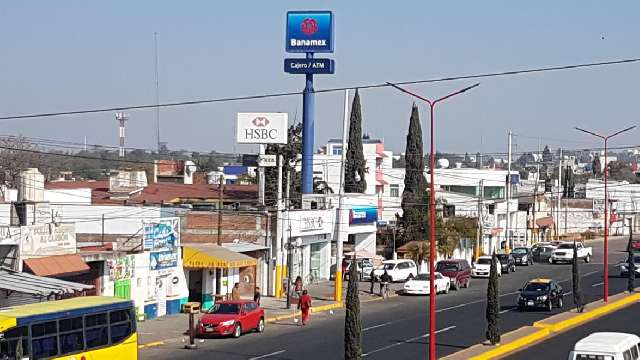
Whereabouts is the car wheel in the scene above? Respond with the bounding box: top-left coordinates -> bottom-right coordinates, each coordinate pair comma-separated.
557,296 -> 563,309
444,284 -> 450,294
256,318 -> 265,333
551,259 -> 556,264
547,301 -> 553,312
464,279 -> 470,288
584,255 -> 591,263
388,276 -> 394,283
407,273 -> 414,281
454,280 -> 460,290
233,323 -> 242,338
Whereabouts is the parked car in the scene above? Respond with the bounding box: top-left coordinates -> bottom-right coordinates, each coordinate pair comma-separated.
512,247 -> 534,266
496,254 -> 516,273
197,300 -> 264,338
403,272 -> 450,295
551,242 -> 592,264
568,332 -> 640,360
632,239 -> 640,251
517,278 -> 564,312
436,259 -> 472,290
472,256 -> 501,278
373,259 -> 417,282
342,258 -> 374,280
618,254 -> 640,277
532,245 -> 555,263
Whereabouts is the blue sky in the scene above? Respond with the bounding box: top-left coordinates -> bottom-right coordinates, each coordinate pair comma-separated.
0,1 -> 638,156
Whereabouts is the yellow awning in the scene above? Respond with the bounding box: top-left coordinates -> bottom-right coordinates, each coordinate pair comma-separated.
182,244 -> 257,269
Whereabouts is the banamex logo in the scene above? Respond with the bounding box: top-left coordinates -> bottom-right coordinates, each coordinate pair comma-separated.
301,18 -> 318,36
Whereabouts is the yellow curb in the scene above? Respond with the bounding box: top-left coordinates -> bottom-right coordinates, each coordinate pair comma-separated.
138,340 -> 165,349
452,291 -> 640,360
265,302 -> 343,323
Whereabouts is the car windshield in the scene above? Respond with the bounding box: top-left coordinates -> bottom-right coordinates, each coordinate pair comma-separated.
413,274 -> 430,281
383,264 -> 395,270
541,247 -> 554,252
209,303 -> 240,314
476,258 -> 492,265
557,243 -> 574,249
437,262 -> 459,271
524,283 -> 549,292
512,248 -> 528,254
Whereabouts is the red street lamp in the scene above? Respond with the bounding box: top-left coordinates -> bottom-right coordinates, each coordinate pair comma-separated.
575,125 -> 635,303
387,82 -> 479,359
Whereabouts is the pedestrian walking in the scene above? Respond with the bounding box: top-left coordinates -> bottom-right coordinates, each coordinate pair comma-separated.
369,268 -> 377,294
294,276 -> 303,298
297,289 -> 312,326
254,286 -> 261,306
380,270 -> 391,298
231,282 -> 240,301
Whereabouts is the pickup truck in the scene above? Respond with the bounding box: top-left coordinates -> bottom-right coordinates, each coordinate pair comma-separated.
550,242 -> 592,264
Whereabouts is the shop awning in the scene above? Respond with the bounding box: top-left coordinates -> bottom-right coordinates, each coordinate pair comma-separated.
0,269 -> 93,298
536,216 -> 555,228
23,254 -> 90,277
182,244 -> 257,269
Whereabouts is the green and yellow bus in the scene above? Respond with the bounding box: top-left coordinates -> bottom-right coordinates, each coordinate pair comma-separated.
0,296 -> 137,360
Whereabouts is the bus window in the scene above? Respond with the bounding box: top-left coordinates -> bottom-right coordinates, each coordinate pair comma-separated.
0,326 -> 29,358
85,313 -> 109,349
32,321 -> 58,359
59,317 -> 84,355
110,309 -> 133,343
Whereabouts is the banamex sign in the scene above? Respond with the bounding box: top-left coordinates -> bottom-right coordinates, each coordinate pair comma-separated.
237,113 -> 288,144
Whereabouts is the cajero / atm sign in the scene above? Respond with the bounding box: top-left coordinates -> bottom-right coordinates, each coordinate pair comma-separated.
236,113 -> 288,144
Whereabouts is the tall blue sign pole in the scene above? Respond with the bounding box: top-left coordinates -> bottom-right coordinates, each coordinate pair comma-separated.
285,11 -> 335,194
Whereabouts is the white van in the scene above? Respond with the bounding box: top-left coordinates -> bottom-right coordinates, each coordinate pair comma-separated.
372,260 -> 417,282
568,332 -> 640,360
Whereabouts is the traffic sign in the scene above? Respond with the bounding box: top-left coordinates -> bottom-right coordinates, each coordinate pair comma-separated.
257,154 -> 277,167
284,58 -> 335,74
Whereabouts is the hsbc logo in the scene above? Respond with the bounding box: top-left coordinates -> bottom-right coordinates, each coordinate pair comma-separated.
252,117 -> 270,127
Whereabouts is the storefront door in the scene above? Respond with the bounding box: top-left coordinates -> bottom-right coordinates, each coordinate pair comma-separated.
188,270 -> 203,303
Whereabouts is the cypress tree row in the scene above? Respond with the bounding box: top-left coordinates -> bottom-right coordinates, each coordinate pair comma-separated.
344,261 -> 362,360
628,226 -> 636,293
572,240 -> 584,312
485,254 -> 500,345
344,89 -> 367,193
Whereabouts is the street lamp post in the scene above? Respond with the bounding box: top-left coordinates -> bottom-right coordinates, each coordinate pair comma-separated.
575,126 -> 635,303
387,82 -> 479,359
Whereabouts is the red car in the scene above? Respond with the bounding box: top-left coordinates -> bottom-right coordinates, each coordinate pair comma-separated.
435,259 -> 472,290
197,300 -> 265,338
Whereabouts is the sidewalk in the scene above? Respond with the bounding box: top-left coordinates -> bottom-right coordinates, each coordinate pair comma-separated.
138,279 -> 403,347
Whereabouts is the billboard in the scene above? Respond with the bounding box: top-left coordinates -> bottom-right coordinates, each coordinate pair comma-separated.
286,11 -> 334,53
143,218 -> 180,251
236,113 -> 288,144
349,206 -> 377,225
150,250 -> 178,271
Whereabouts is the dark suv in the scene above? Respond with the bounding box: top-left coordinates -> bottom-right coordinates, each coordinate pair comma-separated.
435,259 -> 471,290
512,247 -> 534,266
496,254 -> 516,273
517,279 -> 564,312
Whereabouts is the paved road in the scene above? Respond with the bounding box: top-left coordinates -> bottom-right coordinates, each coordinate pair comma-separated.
140,237 -> 633,360
505,301 -> 640,359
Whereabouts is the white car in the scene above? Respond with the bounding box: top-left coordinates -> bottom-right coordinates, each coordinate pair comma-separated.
373,259 -> 418,282
472,256 -> 502,278
403,272 -> 451,295
551,242 -> 592,264
568,332 -> 640,360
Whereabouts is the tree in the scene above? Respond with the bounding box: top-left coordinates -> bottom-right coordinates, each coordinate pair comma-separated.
628,225 -> 636,293
264,123 -> 303,208
572,240 -> 584,312
345,89 -> 367,193
608,161 -> 638,183
485,253 -> 500,345
406,241 -> 429,272
344,261 -> 362,360
400,104 -> 428,246
439,217 -> 477,259
592,156 -> 601,177
542,145 -> 553,164
0,136 -> 43,186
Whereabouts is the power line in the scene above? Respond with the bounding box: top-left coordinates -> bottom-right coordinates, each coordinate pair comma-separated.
1,57 -> 639,121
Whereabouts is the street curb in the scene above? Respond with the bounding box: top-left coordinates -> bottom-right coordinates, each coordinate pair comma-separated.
444,290 -> 640,360
265,301 -> 343,323
138,340 -> 165,349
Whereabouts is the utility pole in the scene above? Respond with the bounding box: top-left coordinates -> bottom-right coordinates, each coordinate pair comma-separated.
532,137 -> 540,243
154,32 -> 161,153
258,145 -> 266,206
564,165 -> 569,235
101,213 -> 105,246
557,147 -> 563,239
286,219 -> 293,309
216,175 -> 224,296
505,130 -> 512,252
476,179 -> 484,260
334,89 -> 349,302
275,155 -> 284,298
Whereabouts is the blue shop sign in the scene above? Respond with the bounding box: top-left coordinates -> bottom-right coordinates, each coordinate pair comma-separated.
349,206 -> 377,225
150,250 -> 178,271
286,11 -> 334,53
284,58 -> 335,74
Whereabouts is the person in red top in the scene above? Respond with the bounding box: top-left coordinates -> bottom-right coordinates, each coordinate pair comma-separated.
297,289 -> 312,326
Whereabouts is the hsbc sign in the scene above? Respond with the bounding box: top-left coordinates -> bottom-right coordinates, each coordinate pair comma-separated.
236,113 -> 288,144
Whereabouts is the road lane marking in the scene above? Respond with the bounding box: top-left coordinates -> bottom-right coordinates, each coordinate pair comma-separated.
584,270 -> 600,276
592,281 -> 604,287
437,303 -> 468,313
362,325 -> 456,357
249,350 -> 286,360
363,321 -> 393,331
499,309 -> 513,314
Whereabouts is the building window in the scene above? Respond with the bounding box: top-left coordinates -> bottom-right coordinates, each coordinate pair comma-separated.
390,184 -> 400,198
332,146 -> 342,155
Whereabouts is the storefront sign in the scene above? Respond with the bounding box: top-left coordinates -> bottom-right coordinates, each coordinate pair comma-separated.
286,11 -> 334,53
349,207 -> 377,225
288,209 -> 335,238
257,154 -> 277,167
236,113 -> 288,144
108,255 -> 135,281
143,218 -> 180,251
16,223 -> 76,257
150,250 -> 178,271
284,58 -> 335,74
301,215 -> 324,232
